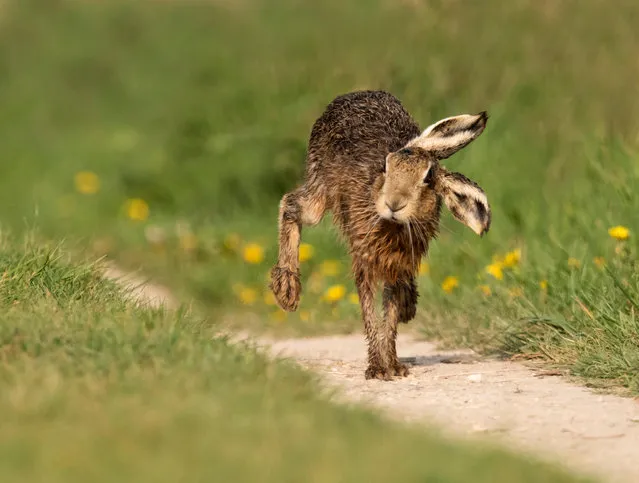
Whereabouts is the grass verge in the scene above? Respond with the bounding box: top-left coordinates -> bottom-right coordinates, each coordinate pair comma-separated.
0,232 -> 591,482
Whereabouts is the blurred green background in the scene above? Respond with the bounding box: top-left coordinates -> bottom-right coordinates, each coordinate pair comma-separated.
1,0 -> 638,387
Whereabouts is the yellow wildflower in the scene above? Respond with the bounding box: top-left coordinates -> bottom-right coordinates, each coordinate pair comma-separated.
539,280 -> 548,291
299,310 -> 310,322
486,262 -> 504,280
608,225 -> 630,241
478,285 -> 491,296
74,171 -> 100,195
441,276 -> 459,294
567,257 -> 581,269
503,249 -> 521,268
324,284 -> 346,303
238,287 -> 257,305
593,257 -> 606,269
263,291 -> 277,306
319,260 -> 341,277
299,243 -> 315,262
243,243 -> 264,264
223,233 -> 241,252
419,261 -> 430,275
125,198 -> 149,221
348,292 -> 360,305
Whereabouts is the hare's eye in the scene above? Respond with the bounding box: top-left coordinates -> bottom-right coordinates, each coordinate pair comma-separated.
399,148 -> 412,155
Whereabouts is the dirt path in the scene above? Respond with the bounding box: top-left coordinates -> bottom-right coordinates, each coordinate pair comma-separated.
252,332 -> 639,483
103,266 -> 639,483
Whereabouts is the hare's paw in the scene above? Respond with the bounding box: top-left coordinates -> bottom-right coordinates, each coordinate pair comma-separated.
364,361 -> 409,380
365,364 -> 393,381
270,266 -> 301,312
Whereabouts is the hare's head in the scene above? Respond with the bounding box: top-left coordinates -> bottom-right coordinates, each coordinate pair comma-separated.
374,112 -> 491,236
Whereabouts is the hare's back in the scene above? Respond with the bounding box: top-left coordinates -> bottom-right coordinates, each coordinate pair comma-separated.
308,90 -> 421,161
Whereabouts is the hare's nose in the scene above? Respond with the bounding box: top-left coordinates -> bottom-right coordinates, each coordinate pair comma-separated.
386,200 -> 407,213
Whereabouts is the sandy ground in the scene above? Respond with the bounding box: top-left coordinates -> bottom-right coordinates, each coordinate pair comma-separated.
103,265 -> 639,483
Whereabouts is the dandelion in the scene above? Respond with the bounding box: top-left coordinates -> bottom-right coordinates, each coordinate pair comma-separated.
299,310 -> 310,322
348,292 -> 360,305
319,260 -> 341,277
485,262 -> 504,280
567,257 -> 581,269
593,256 -> 606,269
608,225 -> 630,241
74,171 -> 100,195
441,276 -> 459,294
237,287 -> 258,305
478,285 -> 491,296
243,243 -> 264,264
299,243 -> 315,262
503,249 -> 521,268
263,291 -> 277,306
323,284 -> 346,303
419,261 -> 430,276
125,198 -> 149,221
539,280 -> 548,291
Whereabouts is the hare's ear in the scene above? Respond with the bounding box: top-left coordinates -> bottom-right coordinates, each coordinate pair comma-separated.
406,112 -> 488,159
438,170 -> 491,236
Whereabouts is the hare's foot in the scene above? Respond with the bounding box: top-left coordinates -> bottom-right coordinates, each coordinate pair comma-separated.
365,364 -> 393,381
364,360 -> 410,380
270,266 -> 301,311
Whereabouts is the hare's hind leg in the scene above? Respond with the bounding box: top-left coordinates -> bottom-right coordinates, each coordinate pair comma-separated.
270,183 -> 326,312
397,277 -> 418,324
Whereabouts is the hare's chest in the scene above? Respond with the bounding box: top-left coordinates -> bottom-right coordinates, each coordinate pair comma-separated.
358,236 -> 427,284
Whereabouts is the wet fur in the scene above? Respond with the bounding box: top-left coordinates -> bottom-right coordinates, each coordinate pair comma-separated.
270,90 -> 490,380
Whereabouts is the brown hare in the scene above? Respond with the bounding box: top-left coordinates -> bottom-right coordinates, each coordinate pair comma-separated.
270,90 -> 491,380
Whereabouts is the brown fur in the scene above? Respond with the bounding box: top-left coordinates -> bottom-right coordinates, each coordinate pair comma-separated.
270,90 -> 491,380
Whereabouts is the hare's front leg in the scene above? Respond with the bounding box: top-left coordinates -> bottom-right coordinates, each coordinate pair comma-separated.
380,280 -> 413,377
354,269 -> 388,380
270,184 -> 325,311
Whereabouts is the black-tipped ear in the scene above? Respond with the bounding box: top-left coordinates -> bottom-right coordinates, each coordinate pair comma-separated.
438,171 -> 491,236
405,112 -> 488,159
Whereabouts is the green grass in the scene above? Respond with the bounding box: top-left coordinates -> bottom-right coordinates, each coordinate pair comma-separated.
0,232 -> 589,482
0,0 -> 638,391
